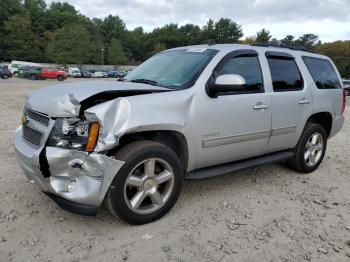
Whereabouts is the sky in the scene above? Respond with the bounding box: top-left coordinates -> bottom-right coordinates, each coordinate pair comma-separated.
45,0 -> 350,42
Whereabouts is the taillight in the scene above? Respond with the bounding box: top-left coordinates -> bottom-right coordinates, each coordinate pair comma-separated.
342,89 -> 346,114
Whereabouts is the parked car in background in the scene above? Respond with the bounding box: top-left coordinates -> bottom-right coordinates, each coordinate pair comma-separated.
0,66 -> 12,79
23,67 -> 67,81
17,66 -> 40,78
80,70 -> 92,78
107,70 -> 126,78
9,61 -> 41,75
68,67 -> 81,78
343,80 -> 350,96
92,71 -> 108,78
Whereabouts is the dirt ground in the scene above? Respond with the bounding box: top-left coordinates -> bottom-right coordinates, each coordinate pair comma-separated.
0,77 -> 349,262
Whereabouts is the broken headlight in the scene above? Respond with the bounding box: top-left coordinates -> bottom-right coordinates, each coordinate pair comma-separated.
48,118 -> 100,152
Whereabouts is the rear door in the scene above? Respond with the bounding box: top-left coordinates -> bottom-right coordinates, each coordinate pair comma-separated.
265,51 -> 313,152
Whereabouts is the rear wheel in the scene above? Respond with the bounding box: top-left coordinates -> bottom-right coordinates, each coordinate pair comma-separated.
287,123 -> 327,173
30,74 -> 38,80
57,75 -> 64,81
105,141 -> 183,225
2,74 -> 8,79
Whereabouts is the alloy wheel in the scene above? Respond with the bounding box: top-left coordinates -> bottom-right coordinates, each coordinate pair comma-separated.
304,132 -> 324,167
124,158 -> 175,214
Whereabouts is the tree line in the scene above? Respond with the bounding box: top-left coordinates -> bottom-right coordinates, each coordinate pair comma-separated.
1,0 -> 349,77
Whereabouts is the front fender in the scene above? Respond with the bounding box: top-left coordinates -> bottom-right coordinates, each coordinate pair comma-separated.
85,92 -> 194,152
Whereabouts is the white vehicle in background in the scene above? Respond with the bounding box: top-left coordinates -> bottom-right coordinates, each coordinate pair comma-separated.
92,71 -> 108,78
9,61 -> 41,75
68,67 -> 81,78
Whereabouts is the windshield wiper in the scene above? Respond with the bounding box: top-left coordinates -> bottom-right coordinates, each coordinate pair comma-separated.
130,78 -> 159,86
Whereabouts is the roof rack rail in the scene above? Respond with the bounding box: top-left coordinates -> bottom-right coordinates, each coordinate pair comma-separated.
251,43 -> 318,54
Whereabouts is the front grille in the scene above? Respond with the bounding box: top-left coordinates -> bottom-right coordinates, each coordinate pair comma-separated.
22,126 -> 43,146
24,108 -> 50,126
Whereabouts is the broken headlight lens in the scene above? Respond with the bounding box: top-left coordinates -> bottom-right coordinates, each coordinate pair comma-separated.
48,118 -> 100,152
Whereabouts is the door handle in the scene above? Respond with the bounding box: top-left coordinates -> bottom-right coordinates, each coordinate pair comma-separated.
299,99 -> 311,105
253,103 -> 269,110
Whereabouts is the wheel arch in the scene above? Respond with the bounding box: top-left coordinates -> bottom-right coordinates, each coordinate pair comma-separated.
108,130 -> 189,171
306,112 -> 332,137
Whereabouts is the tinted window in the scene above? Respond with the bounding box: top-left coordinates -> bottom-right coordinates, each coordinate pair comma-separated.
303,57 -> 341,89
216,56 -> 264,93
267,57 -> 303,91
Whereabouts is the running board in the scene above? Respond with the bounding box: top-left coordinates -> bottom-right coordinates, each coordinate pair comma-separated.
185,151 -> 294,180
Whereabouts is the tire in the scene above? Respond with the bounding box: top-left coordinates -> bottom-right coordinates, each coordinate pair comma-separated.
57,76 -> 64,81
2,74 -> 8,79
31,74 -> 38,80
287,123 -> 327,173
105,140 -> 183,225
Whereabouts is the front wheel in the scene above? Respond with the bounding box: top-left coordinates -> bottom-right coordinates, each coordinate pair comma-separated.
105,141 -> 183,225
2,74 -> 8,79
57,75 -> 64,81
287,123 -> 327,173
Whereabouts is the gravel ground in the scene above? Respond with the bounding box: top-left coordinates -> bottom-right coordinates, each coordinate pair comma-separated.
0,78 -> 349,262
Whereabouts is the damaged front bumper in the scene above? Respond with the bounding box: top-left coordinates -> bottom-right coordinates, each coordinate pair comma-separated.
14,126 -> 124,216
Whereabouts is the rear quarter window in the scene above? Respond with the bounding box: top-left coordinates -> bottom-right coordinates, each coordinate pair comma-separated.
302,57 -> 341,89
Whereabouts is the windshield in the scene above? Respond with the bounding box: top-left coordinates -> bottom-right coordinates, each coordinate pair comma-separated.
125,48 -> 218,89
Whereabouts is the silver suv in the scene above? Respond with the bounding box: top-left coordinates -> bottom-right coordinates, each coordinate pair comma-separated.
14,44 -> 345,224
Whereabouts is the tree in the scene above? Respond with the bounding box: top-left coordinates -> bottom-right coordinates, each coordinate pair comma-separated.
4,13 -> 41,61
316,41 -> 350,78
241,36 -> 256,45
201,19 -> 216,43
47,24 -> 93,64
269,38 -> 280,45
0,0 -> 22,61
46,2 -> 82,30
280,35 -> 295,46
179,24 -> 201,45
101,15 -> 127,44
149,24 -> 184,49
24,0 -> 47,32
295,34 -> 319,50
107,38 -> 127,66
214,18 -> 243,43
126,27 -> 147,63
255,28 -> 271,43
0,0 -> 22,26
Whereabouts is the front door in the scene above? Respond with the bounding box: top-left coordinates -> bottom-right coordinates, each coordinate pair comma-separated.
196,50 -> 272,169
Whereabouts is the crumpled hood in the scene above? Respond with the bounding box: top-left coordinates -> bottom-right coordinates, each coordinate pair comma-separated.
25,80 -> 170,117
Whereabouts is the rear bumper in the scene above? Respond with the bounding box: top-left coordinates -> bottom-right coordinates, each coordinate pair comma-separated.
329,115 -> 344,138
14,126 -> 125,214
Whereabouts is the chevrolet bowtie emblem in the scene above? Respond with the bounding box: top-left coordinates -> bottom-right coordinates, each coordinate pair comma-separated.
21,115 -> 29,126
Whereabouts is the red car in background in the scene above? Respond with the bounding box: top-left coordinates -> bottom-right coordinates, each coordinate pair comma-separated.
40,67 -> 67,81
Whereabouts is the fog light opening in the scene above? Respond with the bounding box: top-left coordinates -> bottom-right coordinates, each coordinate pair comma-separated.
67,181 -> 76,193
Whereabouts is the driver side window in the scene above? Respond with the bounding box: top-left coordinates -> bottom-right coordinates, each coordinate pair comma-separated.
216,56 -> 264,93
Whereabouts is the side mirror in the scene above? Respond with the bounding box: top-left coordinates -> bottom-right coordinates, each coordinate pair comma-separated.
208,74 -> 246,97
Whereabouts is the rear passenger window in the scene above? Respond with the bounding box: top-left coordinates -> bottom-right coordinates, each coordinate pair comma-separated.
216,56 -> 264,93
267,57 -> 303,91
302,57 -> 341,89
